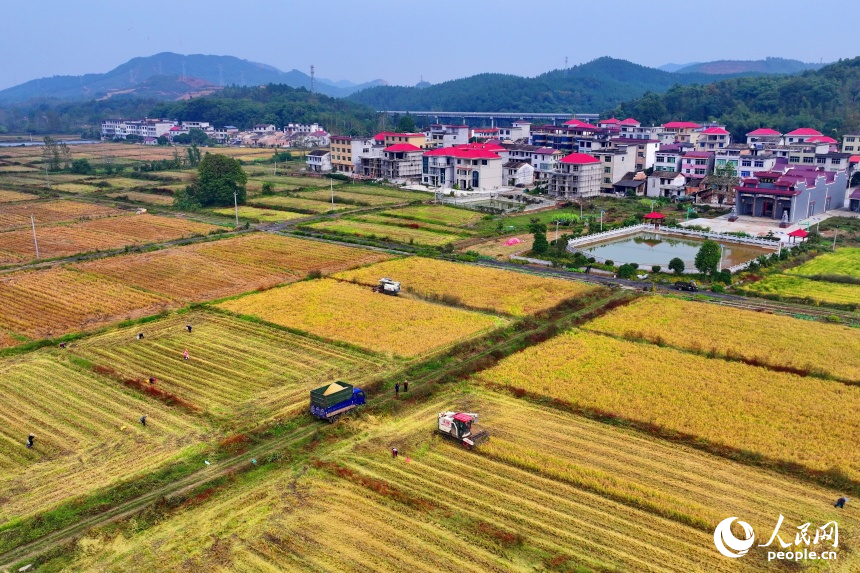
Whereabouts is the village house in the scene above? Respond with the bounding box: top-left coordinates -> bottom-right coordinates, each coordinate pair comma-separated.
498,143 -> 563,182
329,135 -> 378,174
422,145 -> 504,191
547,152 -> 602,198
646,171 -> 687,199
503,161 -> 534,186
746,128 -> 783,146
306,149 -> 332,173
662,121 -> 703,145
612,171 -> 648,196
382,143 -> 424,183
428,124 -> 470,148
596,144 -> 637,192
654,143 -> 693,172
696,126 -> 731,151
680,150 -> 714,179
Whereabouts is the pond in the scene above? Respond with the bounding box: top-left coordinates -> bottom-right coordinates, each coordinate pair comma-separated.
575,231 -> 773,269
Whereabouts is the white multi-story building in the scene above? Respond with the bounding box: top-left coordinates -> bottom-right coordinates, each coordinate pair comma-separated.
422,145 -> 504,191
498,143 -> 563,182
382,143 -> 424,182
306,149 -> 332,172
285,123 -> 325,134
503,161 -> 534,186
696,126 -> 731,151
647,171 -> 687,198
654,143 -> 693,172
428,124 -> 470,148
596,144 -> 637,192
101,118 -> 177,140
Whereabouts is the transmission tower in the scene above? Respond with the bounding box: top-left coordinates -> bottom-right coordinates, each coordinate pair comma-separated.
310,64 -> 315,94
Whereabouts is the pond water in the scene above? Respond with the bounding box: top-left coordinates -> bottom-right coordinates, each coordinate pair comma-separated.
576,231 -> 773,268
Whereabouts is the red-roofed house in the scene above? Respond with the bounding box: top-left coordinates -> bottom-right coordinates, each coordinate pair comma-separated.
784,128 -> 823,144
377,132 -> 429,149
662,121 -> 703,145
696,126 -> 731,151
472,127 -> 500,142
382,143 -> 424,182
734,167 -> 847,222
548,153 -> 602,198
746,128 -> 783,146
598,118 -> 620,128
423,146 -> 504,190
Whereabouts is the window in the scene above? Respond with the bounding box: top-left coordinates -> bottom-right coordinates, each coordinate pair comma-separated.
637,152 -> 644,157
847,137 -> 855,142
816,157 -> 827,164
789,156 -> 800,163
741,160 -> 751,167
481,160 -> 487,165
847,146 -> 855,151
803,157 -> 814,164
717,159 -> 726,165
657,156 -> 665,162
695,169 -> 706,175
695,159 -> 708,165
604,177 -> 611,183
604,167 -> 610,173
754,161 -> 764,167
741,171 -> 750,177
604,156 -> 612,162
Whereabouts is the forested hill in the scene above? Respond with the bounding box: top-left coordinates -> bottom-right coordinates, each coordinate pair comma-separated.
607,57 -> 860,139
149,85 -> 380,135
347,57 -> 763,113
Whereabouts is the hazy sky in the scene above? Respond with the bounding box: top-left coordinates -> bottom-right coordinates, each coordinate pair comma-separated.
2,0 -> 856,90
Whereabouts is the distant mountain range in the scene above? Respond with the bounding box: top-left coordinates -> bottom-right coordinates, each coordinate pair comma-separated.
0,53 -> 387,103
660,57 -> 824,75
346,57 -> 774,113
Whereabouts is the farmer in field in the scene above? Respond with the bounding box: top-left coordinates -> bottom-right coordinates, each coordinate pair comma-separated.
403,380 -> 409,392
148,377 -> 156,385
186,324 -> 192,333
183,349 -> 190,360
26,434 -> 34,449
392,447 -> 398,458
59,342 -> 66,349
394,382 -> 400,397
137,332 -> 144,340
835,496 -> 849,508
140,415 -> 147,427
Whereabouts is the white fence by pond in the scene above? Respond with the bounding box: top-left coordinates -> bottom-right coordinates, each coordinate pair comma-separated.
567,224 -> 782,249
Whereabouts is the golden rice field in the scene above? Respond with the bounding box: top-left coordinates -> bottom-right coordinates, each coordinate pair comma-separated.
106,191 -> 175,205
50,182 -> 102,193
248,194 -> 352,213
0,268 -> 171,340
741,274 -> 860,305
0,190 -> 37,202
787,248 -> 860,278
307,219 -> 461,246
75,213 -> 217,241
0,200 -> 124,231
476,329 -> 860,481
334,257 -> 598,316
381,204 -> 483,227
210,206 -> 307,222
342,184 -> 429,201
217,279 -> 507,357
75,233 -> 389,301
0,353 -> 210,522
584,296 -> 860,382
70,312 -> 394,423
93,177 -> 159,190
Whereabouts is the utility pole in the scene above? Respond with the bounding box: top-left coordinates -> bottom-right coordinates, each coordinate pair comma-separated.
310,64 -> 315,95
31,215 -> 40,259
233,190 -> 239,227
556,220 -> 560,242
833,228 -> 838,250
330,177 -> 334,210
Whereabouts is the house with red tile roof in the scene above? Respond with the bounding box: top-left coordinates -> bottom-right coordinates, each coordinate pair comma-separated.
661,121 -> 703,145
547,153 -> 602,198
746,128 -> 783,146
696,126 -> 731,151
422,146 -> 504,190
382,143 -> 424,182
784,128 -> 822,144
680,150 -> 714,179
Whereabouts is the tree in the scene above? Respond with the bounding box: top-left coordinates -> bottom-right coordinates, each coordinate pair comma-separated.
157,135 -> 169,145
396,114 -> 417,132
186,143 -> 202,168
532,232 -> 549,255
176,153 -> 247,209
694,240 -> 722,276
261,181 -> 274,195
668,257 -> 685,275
617,263 -> 637,279
42,136 -> 62,171
70,158 -> 93,174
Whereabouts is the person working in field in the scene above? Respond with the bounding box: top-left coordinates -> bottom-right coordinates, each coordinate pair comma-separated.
26,434 -> 34,449
183,349 -> 190,360
140,415 -> 147,427
137,332 -> 144,340
186,324 -> 192,333
835,496 -> 849,508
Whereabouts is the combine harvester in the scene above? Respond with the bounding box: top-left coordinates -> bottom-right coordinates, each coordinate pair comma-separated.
437,411 -> 490,449
371,278 -> 401,295
310,381 -> 366,423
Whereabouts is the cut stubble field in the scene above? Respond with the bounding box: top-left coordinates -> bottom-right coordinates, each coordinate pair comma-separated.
69,312 -> 395,423
0,190 -> 38,203
334,257 -> 598,316
217,279 -> 508,358
0,201 -> 124,232
55,389 -> 860,572
741,274 -> 860,305
307,219 -> 462,246
0,353 -> 210,523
